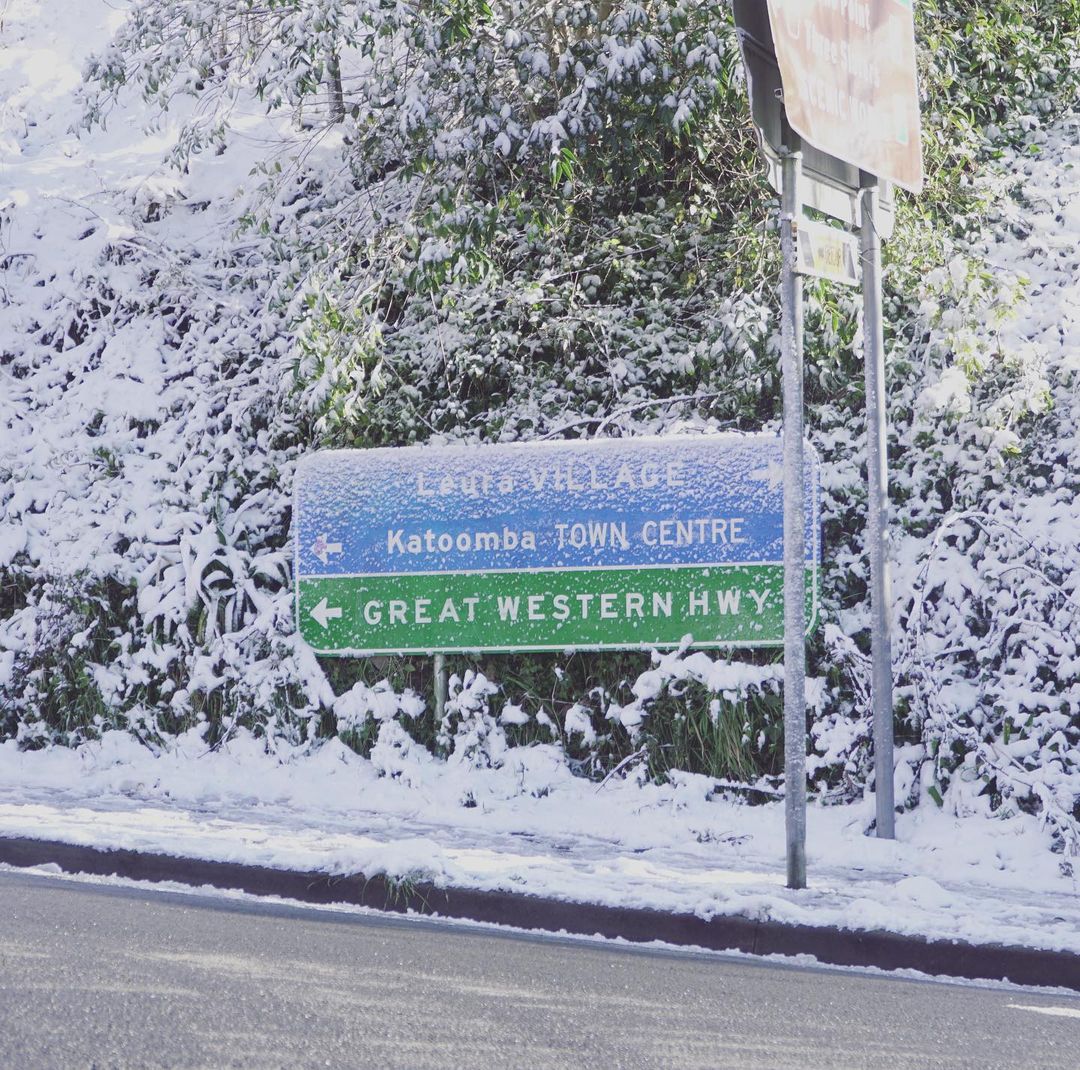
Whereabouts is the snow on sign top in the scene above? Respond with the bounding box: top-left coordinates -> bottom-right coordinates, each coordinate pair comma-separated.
766,0 -> 923,192
293,435 -> 821,656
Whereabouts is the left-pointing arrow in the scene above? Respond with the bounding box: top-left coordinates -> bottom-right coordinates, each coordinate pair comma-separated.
310,597 -> 343,629
311,534 -> 343,566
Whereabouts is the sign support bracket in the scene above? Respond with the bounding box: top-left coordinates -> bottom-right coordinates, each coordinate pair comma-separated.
781,141 -> 808,890
860,175 -> 896,839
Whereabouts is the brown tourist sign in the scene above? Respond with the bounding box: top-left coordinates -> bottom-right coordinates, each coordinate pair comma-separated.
766,0 -> 923,192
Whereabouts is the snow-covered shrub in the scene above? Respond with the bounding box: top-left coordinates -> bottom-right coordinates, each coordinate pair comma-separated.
886,133 -> 1080,848
439,670 -> 504,771
0,573 -> 118,744
602,647 -> 784,786
0,14 -> 337,745
333,677 -> 426,755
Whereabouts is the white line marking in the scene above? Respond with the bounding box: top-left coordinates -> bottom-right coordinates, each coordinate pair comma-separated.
1008,1003 -> 1080,1020
298,561 -> 814,580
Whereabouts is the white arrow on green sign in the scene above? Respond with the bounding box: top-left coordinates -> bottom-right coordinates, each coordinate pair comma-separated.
294,435 -> 820,656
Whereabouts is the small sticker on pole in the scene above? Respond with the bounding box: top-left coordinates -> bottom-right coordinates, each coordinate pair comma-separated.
796,218 -> 860,287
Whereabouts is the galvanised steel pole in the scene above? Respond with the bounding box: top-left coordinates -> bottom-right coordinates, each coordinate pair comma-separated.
781,146 -> 807,890
433,653 -> 448,722
860,178 -> 896,840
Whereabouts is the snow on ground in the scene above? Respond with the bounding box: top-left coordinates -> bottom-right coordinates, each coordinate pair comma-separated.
1,730 -> 1077,956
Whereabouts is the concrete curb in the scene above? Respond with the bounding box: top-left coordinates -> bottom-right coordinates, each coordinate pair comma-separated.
2,834 -> 1077,991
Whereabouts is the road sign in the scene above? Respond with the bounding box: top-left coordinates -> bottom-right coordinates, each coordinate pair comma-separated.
796,217 -> 860,286
766,0 -> 923,193
732,0 -> 895,235
294,436 -> 821,655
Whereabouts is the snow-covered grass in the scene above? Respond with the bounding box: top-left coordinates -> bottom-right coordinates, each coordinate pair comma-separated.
1,726 -> 1077,956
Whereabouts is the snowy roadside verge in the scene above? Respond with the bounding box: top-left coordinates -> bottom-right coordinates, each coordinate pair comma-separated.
1,731 -> 1077,982
4,835 -> 1079,994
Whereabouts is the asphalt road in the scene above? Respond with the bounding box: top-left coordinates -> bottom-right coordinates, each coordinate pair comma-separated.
0,868 -> 1077,1070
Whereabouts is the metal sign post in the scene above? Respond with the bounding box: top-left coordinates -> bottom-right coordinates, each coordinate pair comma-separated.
780,146 -> 808,890
860,178 -> 896,838
433,652 -> 448,721
733,0 -> 922,864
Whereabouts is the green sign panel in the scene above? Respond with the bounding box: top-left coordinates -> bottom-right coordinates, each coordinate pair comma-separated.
294,436 -> 820,655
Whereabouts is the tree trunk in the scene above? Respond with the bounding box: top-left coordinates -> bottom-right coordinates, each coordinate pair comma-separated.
326,50 -> 345,123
